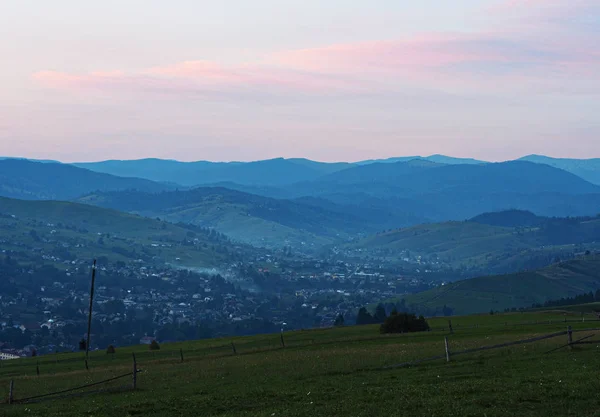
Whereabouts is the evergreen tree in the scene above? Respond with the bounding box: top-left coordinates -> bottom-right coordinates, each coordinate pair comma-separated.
380,313 -> 429,334
374,303 -> 387,323
356,307 -> 374,325
334,314 -> 345,327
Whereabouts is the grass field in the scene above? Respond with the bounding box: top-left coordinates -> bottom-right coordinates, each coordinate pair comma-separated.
1,310 -> 600,416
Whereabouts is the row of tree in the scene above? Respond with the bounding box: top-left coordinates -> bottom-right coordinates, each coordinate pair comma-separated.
354,304 -> 430,334
531,289 -> 600,309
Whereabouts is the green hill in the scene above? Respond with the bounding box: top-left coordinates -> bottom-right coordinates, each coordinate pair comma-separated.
0,197 -> 241,267
77,188 -> 377,250
402,255 -> 600,315
347,214 -> 600,273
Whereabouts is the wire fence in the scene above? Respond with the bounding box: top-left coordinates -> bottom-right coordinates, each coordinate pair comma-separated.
1,321 -> 599,406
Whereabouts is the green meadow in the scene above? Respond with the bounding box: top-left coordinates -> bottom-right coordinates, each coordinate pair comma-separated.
1,310 -> 600,417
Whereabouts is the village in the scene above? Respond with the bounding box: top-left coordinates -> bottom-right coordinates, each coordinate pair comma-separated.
0,244 -> 442,358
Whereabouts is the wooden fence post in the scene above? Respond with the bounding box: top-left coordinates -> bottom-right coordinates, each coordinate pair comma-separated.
180,348 -> 184,363
448,320 -> 453,334
280,331 -> 285,348
8,379 -> 13,405
36,361 -> 40,377
132,353 -> 137,390
231,342 -> 237,355
444,337 -> 451,362
567,326 -> 573,345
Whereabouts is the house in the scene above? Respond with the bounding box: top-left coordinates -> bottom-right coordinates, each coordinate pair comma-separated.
139,336 -> 156,345
0,351 -> 20,360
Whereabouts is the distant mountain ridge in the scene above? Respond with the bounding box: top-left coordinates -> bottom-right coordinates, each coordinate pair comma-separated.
0,159 -> 171,200
519,155 -> 600,186
73,157 -> 351,187
5,153 -> 600,186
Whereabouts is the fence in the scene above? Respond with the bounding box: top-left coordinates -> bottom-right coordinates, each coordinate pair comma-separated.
1,322 -> 598,405
429,316 -> 600,333
6,353 -> 140,405
384,325 -> 600,370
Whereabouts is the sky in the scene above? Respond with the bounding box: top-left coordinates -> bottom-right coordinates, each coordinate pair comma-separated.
0,0 -> 598,162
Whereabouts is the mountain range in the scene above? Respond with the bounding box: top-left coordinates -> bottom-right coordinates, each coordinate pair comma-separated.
68,154 -> 600,186
2,157 -> 600,251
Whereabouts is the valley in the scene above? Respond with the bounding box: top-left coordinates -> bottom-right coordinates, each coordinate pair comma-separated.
1,155 -> 600,359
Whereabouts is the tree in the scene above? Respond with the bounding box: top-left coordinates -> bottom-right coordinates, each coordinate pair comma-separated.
374,304 -> 387,323
356,307 -> 374,325
334,314 -> 345,327
149,340 -> 160,351
78,338 -> 87,351
106,345 -> 116,354
31,349 -> 37,357
380,313 -> 430,334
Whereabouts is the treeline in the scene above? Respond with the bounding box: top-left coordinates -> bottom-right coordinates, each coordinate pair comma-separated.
355,304 -> 429,334
531,289 -> 600,309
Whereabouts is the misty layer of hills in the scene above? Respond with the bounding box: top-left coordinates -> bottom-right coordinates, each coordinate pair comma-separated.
1,155 -> 600,249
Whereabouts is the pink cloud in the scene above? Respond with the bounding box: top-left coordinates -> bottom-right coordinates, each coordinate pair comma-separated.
32,62 -> 362,98
32,0 -> 600,99
271,34 -> 525,74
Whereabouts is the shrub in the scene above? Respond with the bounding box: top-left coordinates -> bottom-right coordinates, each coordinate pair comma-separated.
380,312 -> 429,334
106,345 -> 116,354
149,340 -> 160,351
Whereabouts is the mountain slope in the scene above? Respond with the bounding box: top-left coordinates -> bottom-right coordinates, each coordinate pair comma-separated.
347,213 -> 600,273
76,187 -> 375,249
0,159 -> 170,200
402,255 -> 600,315
520,155 -> 600,185
0,197 -> 241,267
275,161 -> 600,223
285,160 -> 600,197
470,210 -> 545,228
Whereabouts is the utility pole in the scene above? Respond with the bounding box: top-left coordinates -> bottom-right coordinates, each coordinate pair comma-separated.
85,259 -> 97,369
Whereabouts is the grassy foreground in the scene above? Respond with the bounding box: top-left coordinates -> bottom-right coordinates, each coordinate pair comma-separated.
1,311 -> 600,417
